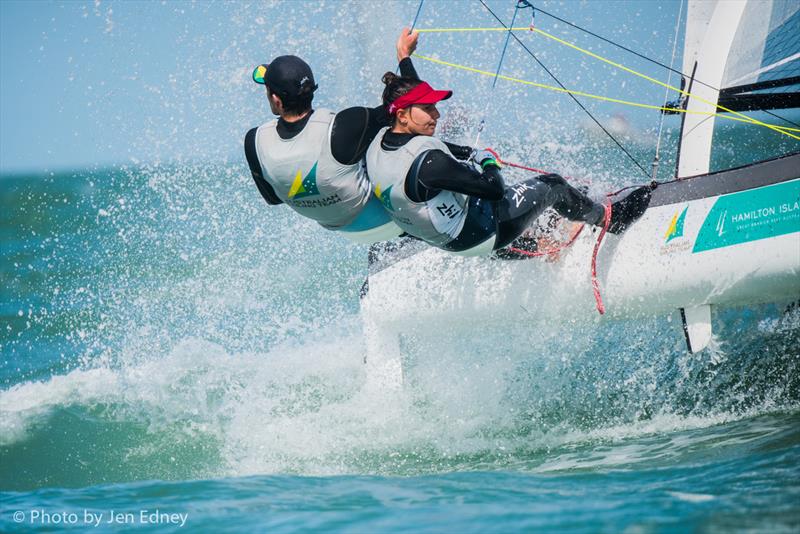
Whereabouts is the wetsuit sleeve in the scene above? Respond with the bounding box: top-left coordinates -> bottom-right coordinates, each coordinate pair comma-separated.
330,107 -> 380,165
406,149 -> 505,202
245,127 -> 283,205
398,57 -> 419,80
330,57 -> 420,165
443,142 -> 473,161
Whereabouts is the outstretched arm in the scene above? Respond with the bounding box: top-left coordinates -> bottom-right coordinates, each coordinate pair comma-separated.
396,26 -> 419,65
330,27 -> 421,165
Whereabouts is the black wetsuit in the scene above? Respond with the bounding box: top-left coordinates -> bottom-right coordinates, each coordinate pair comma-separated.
245,58 -> 420,205
379,133 -> 606,251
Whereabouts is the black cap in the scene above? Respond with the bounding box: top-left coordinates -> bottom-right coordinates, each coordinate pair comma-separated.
252,55 -> 318,98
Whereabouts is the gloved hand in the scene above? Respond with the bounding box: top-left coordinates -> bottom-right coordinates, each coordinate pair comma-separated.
470,149 -> 501,169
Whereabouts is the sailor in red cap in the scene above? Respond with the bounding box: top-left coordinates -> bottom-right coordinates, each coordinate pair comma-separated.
365,74 -> 651,254
244,28 -> 421,244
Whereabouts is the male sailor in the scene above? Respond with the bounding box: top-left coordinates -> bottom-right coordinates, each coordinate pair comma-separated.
244,28 -> 419,243
365,73 -> 653,255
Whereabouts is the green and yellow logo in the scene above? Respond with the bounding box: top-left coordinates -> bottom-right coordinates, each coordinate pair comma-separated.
375,183 -> 394,211
288,162 -> 319,199
665,206 -> 688,243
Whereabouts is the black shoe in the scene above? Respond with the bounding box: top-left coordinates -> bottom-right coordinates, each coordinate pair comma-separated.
607,186 -> 652,234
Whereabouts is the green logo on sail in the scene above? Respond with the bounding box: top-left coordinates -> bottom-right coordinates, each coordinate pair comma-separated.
693,179 -> 800,253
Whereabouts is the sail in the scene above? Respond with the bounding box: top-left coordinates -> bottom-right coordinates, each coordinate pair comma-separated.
719,0 -> 800,111
677,0 -> 800,178
678,0 -> 747,178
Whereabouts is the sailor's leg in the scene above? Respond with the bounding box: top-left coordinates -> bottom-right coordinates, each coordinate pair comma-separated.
494,174 -> 608,250
493,178 -> 552,250
537,173 -> 605,225
494,174 -> 652,249
539,173 -> 653,234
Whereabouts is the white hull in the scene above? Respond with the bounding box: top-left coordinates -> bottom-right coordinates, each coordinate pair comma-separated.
361,176 -> 800,341
600,182 -> 800,315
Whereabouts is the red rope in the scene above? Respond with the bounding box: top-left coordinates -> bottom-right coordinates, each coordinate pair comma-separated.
485,148 -> 550,175
591,201 -> 612,315
507,223 -> 584,257
485,147 -> 592,186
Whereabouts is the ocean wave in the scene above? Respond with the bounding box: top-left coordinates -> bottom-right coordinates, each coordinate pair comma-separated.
2,300 -> 798,490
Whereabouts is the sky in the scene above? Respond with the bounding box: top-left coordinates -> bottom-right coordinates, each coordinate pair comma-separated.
0,0 -> 685,174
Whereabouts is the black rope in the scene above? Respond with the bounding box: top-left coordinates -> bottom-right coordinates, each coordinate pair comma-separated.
533,5 -> 800,130
478,0 -> 651,178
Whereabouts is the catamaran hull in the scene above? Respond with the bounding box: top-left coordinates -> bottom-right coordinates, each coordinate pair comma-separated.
602,181 -> 799,315
360,154 -> 800,352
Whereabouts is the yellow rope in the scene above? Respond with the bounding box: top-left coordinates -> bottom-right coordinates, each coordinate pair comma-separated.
412,53 -> 800,132
417,27 -> 533,32
415,27 -> 800,139
529,27 -> 799,140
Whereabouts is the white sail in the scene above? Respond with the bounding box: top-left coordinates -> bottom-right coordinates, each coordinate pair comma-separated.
723,0 -> 800,88
678,0 -> 800,179
677,0 -> 747,178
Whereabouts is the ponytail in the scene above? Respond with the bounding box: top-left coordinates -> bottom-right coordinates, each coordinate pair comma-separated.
381,72 -> 423,116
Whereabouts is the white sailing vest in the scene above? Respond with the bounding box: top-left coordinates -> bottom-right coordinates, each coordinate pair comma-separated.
253,109 -> 369,229
365,128 -> 468,247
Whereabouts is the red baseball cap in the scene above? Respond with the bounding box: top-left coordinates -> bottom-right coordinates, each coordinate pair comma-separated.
388,81 -> 452,115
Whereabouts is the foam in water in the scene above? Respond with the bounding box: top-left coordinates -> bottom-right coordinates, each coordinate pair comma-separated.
3,291 -> 797,488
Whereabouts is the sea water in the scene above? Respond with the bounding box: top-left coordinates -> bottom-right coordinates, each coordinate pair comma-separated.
1,162 -> 798,533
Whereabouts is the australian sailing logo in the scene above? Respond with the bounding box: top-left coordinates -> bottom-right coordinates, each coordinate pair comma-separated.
664,206 -> 688,243
286,162 -> 341,208
374,183 -> 394,211
660,205 -> 691,255
288,162 -> 320,199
